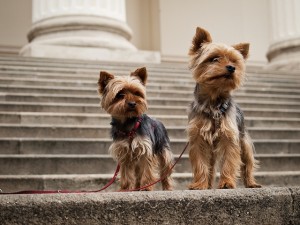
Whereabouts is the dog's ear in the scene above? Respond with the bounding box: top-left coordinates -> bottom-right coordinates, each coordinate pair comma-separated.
189,27 -> 212,55
131,67 -> 147,85
98,71 -> 114,94
232,43 -> 249,59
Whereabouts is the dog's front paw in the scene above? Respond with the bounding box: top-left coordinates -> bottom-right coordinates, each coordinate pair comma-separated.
218,181 -> 236,189
188,182 -> 209,190
246,183 -> 262,188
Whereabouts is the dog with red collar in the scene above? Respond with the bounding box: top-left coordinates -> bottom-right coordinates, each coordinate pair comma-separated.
98,67 -> 174,191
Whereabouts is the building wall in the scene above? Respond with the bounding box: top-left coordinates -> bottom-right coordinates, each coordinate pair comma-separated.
126,0 -> 161,51
0,0 -> 270,64
0,0 -> 31,48
159,0 -> 270,63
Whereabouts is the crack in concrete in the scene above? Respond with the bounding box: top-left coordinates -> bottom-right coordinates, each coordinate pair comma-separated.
288,187 -> 296,225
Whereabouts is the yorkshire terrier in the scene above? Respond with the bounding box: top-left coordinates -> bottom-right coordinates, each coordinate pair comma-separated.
98,67 -> 174,191
187,27 -> 261,189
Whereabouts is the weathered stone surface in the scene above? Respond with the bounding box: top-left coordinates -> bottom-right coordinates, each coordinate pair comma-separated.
0,187 -> 298,225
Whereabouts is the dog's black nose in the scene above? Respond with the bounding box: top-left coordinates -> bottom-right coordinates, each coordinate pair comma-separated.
128,102 -> 136,108
226,65 -> 235,73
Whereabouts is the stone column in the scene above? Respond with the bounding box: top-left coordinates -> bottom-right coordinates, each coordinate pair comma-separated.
20,0 -> 160,63
266,0 -> 300,70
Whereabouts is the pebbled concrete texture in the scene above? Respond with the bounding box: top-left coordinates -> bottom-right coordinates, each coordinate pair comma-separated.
0,187 -> 299,225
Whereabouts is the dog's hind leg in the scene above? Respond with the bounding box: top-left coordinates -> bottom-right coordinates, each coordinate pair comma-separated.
158,148 -> 174,191
240,132 -> 262,188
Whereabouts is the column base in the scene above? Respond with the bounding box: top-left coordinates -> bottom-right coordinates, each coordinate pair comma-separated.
266,39 -> 300,70
19,43 -> 161,63
20,14 -> 160,63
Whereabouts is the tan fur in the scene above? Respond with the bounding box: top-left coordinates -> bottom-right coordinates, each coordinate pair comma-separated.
109,136 -> 173,191
187,27 -> 261,189
99,76 -> 147,121
98,67 -> 174,191
240,132 -> 260,188
158,148 -> 174,190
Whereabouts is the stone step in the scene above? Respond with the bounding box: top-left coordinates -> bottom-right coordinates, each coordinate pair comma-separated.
1,101 -> 299,117
1,93 -> 299,106
2,74 -> 300,90
1,55 -> 297,77
1,60 -> 300,81
0,73 -> 197,91
0,154 -> 299,175
1,85 -> 299,104
0,171 -> 299,193
1,187 -> 299,225
0,58 -> 190,74
0,124 -> 299,139
1,138 -> 299,155
2,83 -> 300,101
1,112 -> 300,128
1,70 -> 300,92
1,64 -> 300,83
6,62 -> 300,87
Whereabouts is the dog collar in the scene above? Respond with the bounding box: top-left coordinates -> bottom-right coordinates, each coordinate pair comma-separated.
212,100 -> 230,131
213,101 -> 230,118
128,116 -> 143,139
110,116 -> 143,140
202,99 -> 230,118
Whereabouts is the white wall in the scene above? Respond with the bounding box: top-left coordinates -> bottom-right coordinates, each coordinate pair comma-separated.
126,0 -> 160,51
0,0 -> 31,47
159,0 -> 270,63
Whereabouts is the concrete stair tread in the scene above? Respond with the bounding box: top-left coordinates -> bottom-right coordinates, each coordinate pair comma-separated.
0,101 -> 300,118
0,69 -> 300,86
2,137 -> 300,142
3,83 -> 300,97
2,123 -> 300,130
2,73 -> 300,86
0,101 -> 188,109
1,111 -> 300,121
0,137 -> 299,155
1,101 -> 300,117
1,153 -> 299,157
1,124 -> 299,139
0,187 -> 299,225
0,173 -> 299,193
1,93 -> 300,108
2,87 -> 300,101
1,112 -> 300,128
1,170 -> 300,178
0,58 -> 190,72
0,55 -> 296,74
1,79 -> 300,97
2,76 -> 300,89
2,90 -> 300,99
0,153 -> 299,174
2,60 -> 300,79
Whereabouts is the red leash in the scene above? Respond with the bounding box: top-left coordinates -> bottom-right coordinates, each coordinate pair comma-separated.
0,143 -> 189,195
0,114 -> 189,195
0,164 -> 121,195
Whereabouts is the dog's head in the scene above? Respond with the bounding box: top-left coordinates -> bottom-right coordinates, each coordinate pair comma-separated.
98,67 -> 148,120
189,27 -> 249,97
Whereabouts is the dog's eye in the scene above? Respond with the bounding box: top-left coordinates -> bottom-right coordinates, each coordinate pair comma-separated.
134,91 -> 143,97
116,92 -> 125,99
210,57 -> 220,63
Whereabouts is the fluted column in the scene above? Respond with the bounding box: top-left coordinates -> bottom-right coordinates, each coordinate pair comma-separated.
32,0 -> 127,23
266,0 -> 300,70
20,0 -> 160,62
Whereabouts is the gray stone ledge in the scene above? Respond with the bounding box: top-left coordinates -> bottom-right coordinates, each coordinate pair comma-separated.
0,187 -> 299,225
